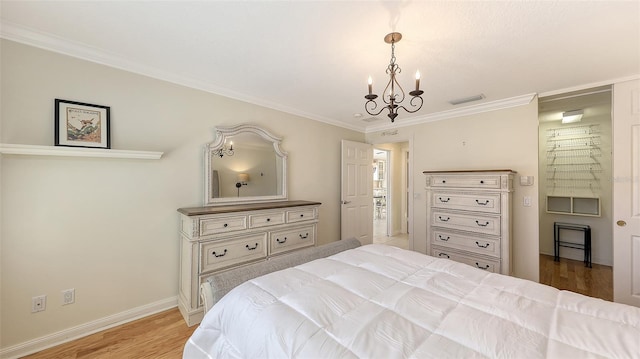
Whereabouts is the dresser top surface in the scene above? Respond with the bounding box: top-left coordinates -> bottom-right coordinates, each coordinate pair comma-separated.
423,169 -> 517,174
178,200 -> 321,216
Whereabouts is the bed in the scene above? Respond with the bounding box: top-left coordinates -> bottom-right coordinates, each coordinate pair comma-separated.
184,241 -> 640,358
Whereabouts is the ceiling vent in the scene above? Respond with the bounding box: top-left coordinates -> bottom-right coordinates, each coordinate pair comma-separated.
449,94 -> 485,106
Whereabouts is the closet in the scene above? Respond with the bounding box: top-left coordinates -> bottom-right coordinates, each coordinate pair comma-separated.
538,86 -> 612,266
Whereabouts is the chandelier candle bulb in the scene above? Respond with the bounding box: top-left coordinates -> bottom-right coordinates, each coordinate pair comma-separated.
415,71 -> 421,91
368,76 -> 373,95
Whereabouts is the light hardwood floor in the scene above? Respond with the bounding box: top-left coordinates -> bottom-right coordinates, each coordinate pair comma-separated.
22,254 -> 613,358
22,308 -> 196,358
539,253 -> 613,301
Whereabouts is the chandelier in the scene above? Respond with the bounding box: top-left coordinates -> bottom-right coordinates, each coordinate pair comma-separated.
213,141 -> 234,157
364,32 -> 423,122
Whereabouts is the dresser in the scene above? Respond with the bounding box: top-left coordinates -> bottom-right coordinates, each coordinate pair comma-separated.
424,170 -> 515,275
177,200 -> 321,326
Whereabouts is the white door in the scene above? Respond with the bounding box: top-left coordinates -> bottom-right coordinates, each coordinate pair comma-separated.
341,140 -> 373,244
613,79 -> 640,306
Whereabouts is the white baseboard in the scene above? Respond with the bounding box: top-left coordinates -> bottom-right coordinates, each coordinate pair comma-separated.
0,296 -> 177,359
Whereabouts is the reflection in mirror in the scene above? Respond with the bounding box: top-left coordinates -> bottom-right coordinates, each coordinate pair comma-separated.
205,124 -> 287,206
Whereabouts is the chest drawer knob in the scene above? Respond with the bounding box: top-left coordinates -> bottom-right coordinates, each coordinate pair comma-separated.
438,197 -> 450,203
475,220 -> 489,227
300,214 -> 305,218
212,249 -> 227,258
441,180 -> 446,183
475,199 -> 490,205
438,252 -> 450,259
266,218 -> 271,222
438,216 -> 450,222
246,243 -> 259,250
276,237 -> 287,244
299,233 -> 309,239
223,223 -> 228,228
438,235 -> 450,241
475,262 -> 490,270
480,180 -> 484,184
475,241 -> 490,248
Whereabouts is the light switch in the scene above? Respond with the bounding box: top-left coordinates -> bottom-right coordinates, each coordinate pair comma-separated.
523,196 -> 532,207
520,176 -> 534,186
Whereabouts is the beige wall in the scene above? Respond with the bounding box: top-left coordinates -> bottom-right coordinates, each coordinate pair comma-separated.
0,40 -> 364,348
367,101 -> 541,281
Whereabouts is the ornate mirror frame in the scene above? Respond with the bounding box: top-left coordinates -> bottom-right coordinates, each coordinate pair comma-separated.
204,124 -> 288,206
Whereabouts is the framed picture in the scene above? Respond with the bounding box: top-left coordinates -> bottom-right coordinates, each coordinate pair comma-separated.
55,99 -> 110,149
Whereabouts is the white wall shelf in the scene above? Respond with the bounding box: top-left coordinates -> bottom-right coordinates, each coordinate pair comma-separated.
0,144 -> 163,159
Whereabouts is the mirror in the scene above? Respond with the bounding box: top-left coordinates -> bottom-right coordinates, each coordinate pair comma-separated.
204,124 -> 287,206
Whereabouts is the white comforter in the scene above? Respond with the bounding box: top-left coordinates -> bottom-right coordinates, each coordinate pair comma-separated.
184,244 -> 640,358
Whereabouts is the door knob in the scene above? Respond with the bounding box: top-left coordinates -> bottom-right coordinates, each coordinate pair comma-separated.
341,200 -> 351,204
617,220 -> 627,227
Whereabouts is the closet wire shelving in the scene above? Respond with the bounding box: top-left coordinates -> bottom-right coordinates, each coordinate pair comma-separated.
545,124 -> 601,216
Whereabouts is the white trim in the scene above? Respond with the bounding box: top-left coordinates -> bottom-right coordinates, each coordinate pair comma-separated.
0,297 -> 177,359
0,21 -> 364,133
539,75 -> 640,98
364,93 -> 536,133
0,144 -> 163,159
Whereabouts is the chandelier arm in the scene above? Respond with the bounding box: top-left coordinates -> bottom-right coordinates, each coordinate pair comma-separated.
364,100 -> 386,117
395,96 -> 424,114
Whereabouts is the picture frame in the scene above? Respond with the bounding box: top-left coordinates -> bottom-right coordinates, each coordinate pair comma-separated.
55,99 -> 110,149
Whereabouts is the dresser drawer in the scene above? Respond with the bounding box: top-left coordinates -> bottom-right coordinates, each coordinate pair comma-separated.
200,233 -> 267,273
431,246 -> 500,273
249,211 -> 286,228
429,175 -> 501,189
432,192 -> 501,214
431,210 -> 501,236
200,215 -> 247,236
287,207 -> 316,223
270,225 -> 315,254
431,230 -> 500,257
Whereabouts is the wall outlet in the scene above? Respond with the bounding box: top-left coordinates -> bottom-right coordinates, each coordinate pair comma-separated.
32,295 -> 46,313
62,288 -> 75,305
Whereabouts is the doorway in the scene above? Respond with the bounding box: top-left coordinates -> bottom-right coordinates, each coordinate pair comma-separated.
372,142 -> 409,249
537,86 -> 613,298
373,148 -> 389,238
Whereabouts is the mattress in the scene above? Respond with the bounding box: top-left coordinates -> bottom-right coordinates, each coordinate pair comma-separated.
184,244 -> 640,358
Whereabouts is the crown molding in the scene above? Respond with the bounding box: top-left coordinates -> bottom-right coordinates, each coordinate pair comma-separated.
1,22 -> 534,135
364,93 -> 537,133
0,21 -> 365,133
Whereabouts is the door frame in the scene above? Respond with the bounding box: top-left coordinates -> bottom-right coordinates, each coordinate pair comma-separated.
368,135 -> 414,250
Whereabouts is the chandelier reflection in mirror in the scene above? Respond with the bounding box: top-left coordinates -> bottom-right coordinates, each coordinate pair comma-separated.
213,141 -> 234,157
364,32 -> 424,122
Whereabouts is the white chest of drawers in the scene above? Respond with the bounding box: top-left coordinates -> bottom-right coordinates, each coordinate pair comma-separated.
424,170 -> 515,275
177,200 -> 321,326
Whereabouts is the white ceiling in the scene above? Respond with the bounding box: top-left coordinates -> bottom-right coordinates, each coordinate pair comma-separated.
1,1 -> 639,132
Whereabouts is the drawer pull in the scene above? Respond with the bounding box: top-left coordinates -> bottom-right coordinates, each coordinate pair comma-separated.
438,252 -> 450,259
223,223 -> 228,228
438,197 -> 450,203
299,233 -> 309,239
475,241 -> 490,248
475,199 -> 490,205
475,262 -> 490,270
266,218 -> 271,222
475,220 -> 490,227
300,214 -> 305,218
212,249 -> 227,258
480,180 -> 484,184
438,234 -> 450,241
277,237 -> 287,244
246,243 -> 259,250
441,180 -> 446,184
438,216 -> 450,222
